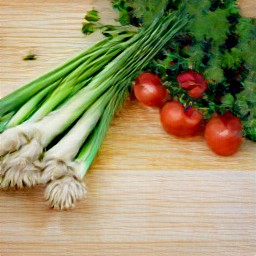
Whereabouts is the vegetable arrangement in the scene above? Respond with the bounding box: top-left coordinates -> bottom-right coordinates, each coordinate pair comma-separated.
112,0 -> 255,153
0,2 -> 187,210
0,0 -> 255,210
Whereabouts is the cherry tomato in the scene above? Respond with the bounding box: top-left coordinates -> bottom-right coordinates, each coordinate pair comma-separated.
160,101 -> 203,137
177,71 -> 208,98
133,72 -> 168,107
204,112 -> 242,156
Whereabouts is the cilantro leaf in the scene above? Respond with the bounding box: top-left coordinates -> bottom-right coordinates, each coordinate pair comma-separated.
112,0 -> 168,27
84,9 -> 100,22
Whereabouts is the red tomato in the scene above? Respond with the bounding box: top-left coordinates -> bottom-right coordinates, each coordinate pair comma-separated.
205,112 -> 242,156
160,101 -> 203,137
133,72 -> 168,107
177,71 -> 208,98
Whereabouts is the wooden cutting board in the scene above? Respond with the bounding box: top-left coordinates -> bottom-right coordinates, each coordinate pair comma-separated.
0,1 -> 255,255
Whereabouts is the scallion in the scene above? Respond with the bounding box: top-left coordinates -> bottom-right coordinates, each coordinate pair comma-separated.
0,10 -> 187,209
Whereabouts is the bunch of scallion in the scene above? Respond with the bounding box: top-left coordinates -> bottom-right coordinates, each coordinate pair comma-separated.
0,9 -> 187,210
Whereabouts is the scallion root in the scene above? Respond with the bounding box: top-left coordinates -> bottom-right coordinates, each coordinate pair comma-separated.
0,139 -> 44,189
42,159 -> 86,210
45,173 -> 86,210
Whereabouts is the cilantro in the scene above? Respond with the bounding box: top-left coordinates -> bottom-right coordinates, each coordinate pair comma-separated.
131,0 -> 168,27
82,9 -> 100,35
204,65 -> 224,83
243,121 -> 256,141
112,0 -> 132,25
189,7 -> 230,45
235,79 -> 256,141
221,93 -> 234,108
112,0 -> 168,27
82,7 -> 138,38
84,9 -> 100,22
81,9 -> 107,35
81,21 -> 96,35
221,48 -> 241,68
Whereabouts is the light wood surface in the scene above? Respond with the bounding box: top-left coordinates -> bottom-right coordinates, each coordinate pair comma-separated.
0,1 -> 255,255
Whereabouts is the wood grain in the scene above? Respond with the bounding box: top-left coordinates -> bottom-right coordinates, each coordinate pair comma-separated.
0,171 -> 255,256
0,1 -> 256,255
